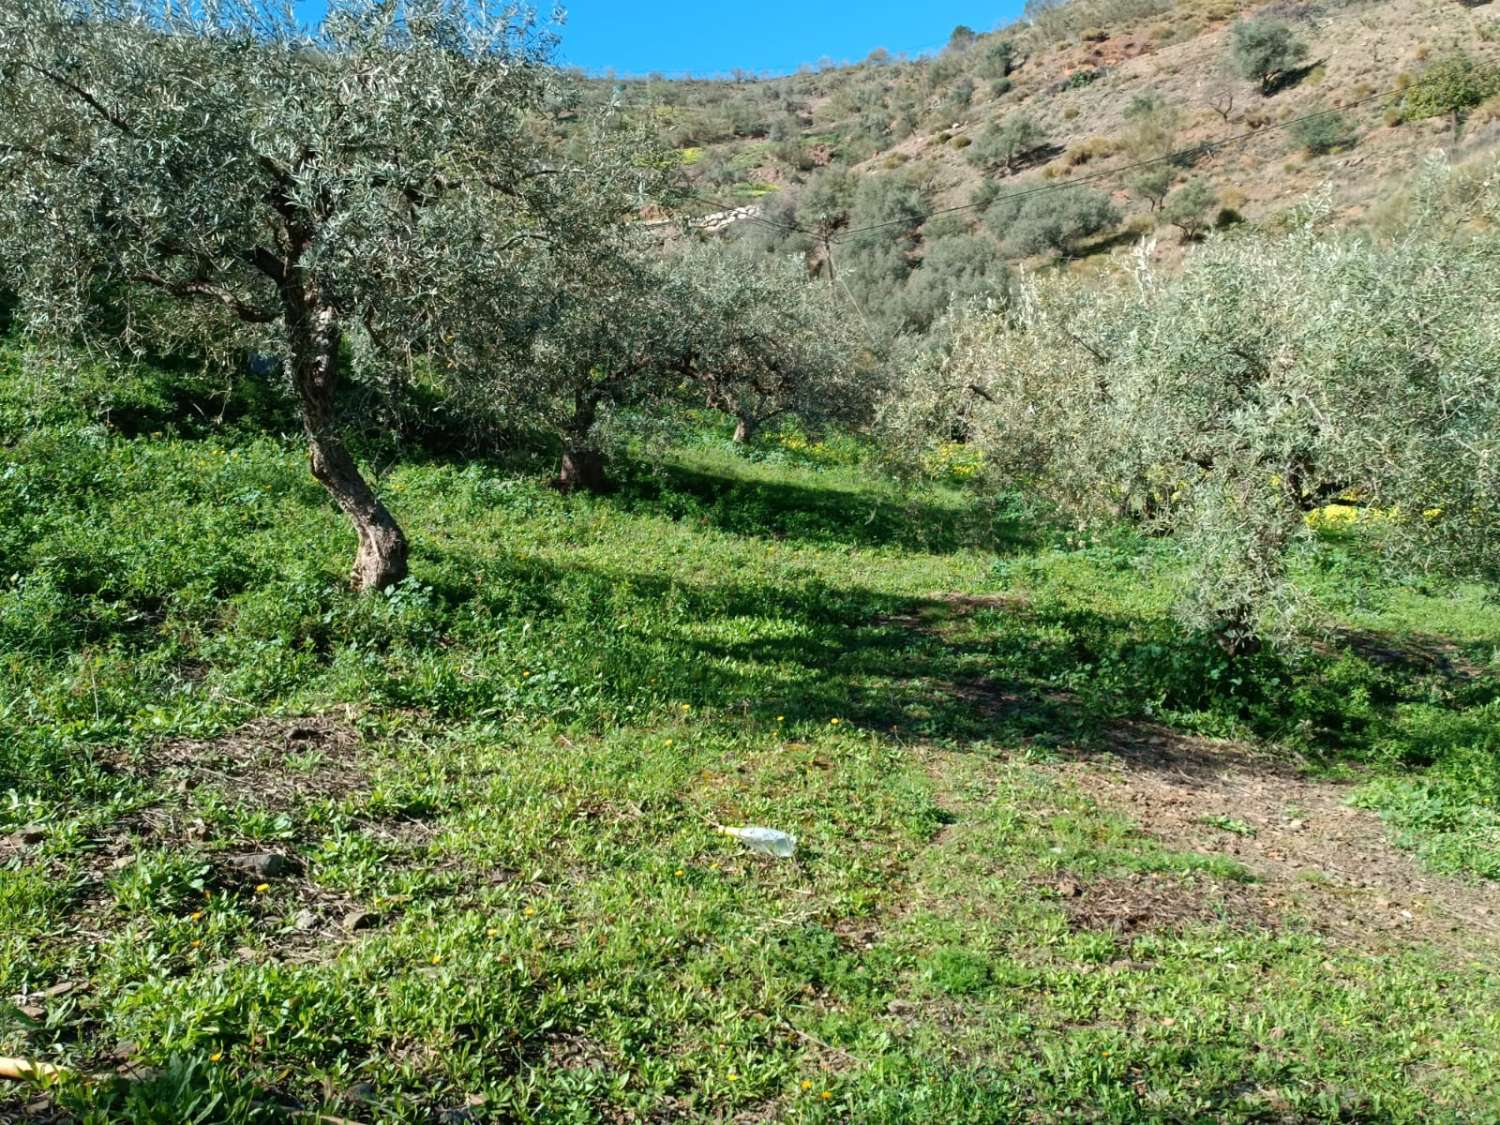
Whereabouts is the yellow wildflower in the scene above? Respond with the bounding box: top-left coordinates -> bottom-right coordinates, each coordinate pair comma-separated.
253,883 -> 269,894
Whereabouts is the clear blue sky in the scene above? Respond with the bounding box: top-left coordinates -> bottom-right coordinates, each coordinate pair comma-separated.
294,2 -> 1027,77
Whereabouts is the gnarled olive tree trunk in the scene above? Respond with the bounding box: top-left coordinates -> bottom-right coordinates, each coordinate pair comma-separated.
555,389 -> 609,494
283,281 -> 408,591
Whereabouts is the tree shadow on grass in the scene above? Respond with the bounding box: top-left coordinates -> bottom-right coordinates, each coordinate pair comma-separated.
597,459 -> 1037,556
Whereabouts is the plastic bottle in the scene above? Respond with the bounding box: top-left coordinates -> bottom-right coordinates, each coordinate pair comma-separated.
719,826 -> 797,858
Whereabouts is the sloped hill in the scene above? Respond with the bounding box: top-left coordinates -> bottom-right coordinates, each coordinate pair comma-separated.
586,0 -> 1500,333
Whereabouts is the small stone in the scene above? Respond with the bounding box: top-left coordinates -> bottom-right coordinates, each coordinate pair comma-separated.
293,909 -> 318,932
17,1004 -> 44,1021
1285,819 -> 1305,831
227,852 -> 298,879
342,909 -> 379,932
111,854 -> 136,870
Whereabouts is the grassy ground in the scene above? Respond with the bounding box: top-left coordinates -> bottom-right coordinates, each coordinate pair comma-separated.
3,358 -> 1499,1122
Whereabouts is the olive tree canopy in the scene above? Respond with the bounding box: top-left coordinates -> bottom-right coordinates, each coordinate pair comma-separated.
0,0 -> 616,589
885,160 -> 1500,653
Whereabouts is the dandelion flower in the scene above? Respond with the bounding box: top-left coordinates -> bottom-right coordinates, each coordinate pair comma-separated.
524,906 -> 536,917
675,869 -> 685,877
821,1090 -> 832,1100
431,954 -> 442,965
190,911 -> 204,921
727,1073 -> 738,1082
801,1080 -> 813,1090
776,715 -> 784,722
253,883 -> 270,894
829,718 -> 840,726
209,1052 -> 223,1063
486,927 -> 499,938
191,940 -> 202,948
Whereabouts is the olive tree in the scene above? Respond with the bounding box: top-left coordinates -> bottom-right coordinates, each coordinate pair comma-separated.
887,158 -> 1500,653
1161,178 -> 1217,239
986,187 -> 1121,257
0,0 -> 587,590
968,115 -> 1050,174
679,249 -> 870,445
1228,18 -> 1310,95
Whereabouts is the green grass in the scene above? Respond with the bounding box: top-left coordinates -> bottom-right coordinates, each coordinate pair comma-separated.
2,356 -> 1499,1120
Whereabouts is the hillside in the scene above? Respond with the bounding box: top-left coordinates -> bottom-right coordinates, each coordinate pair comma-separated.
591,0 -> 1500,331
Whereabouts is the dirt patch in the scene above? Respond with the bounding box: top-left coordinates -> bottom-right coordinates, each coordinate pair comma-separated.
1058,724 -> 1500,956
1044,870 -> 1278,936
132,715 -> 369,811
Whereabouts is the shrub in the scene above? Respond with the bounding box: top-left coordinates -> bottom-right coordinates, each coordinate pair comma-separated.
1397,53 -> 1500,127
1290,108 -> 1357,154
1228,18 -> 1310,94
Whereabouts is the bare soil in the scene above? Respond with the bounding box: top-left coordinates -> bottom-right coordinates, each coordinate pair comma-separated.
1057,723 -> 1500,956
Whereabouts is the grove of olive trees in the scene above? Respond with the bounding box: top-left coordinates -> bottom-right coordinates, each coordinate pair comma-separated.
884,158 -> 1500,653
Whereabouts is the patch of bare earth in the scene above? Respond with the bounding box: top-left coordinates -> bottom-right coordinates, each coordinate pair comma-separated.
1043,870 -> 1278,936
132,714 -> 369,810
43,717 -> 415,956
1057,724 -> 1500,956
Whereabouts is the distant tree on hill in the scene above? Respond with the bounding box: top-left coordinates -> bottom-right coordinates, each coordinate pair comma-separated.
1229,18 -> 1310,95
1161,179 -> 1218,239
1129,167 -> 1175,212
969,115 -> 1050,174
977,39 -> 1019,80
947,25 -> 979,52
